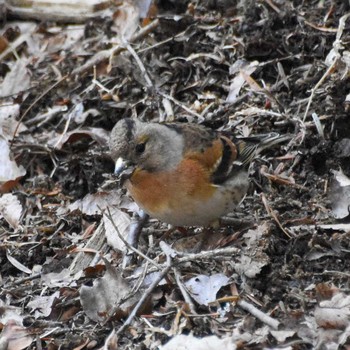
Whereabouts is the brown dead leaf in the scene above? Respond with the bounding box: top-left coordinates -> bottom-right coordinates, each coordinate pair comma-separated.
80,260 -> 141,323
0,35 -> 8,54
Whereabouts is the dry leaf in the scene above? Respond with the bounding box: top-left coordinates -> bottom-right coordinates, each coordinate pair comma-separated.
0,320 -> 34,350
6,250 -> 32,274
69,191 -> 121,215
329,169 -> 350,219
184,274 -> 229,306
226,60 -> 259,103
27,291 -> 60,318
160,334 -> 236,350
80,261 -> 140,323
0,140 -> 26,191
0,300 -> 23,325
234,254 -> 269,278
103,206 -> 131,252
0,104 -> 26,140
315,293 -> 350,330
0,59 -> 31,97
49,127 -> 109,149
0,193 -> 23,228
113,0 -> 140,42
41,268 -> 73,288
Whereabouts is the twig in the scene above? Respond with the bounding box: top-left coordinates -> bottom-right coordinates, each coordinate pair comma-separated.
174,268 -> 196,314
116,246 -> 173,335
237,299 -> 280,330
122,211 -> 149,269
303,13 -> 350,121
175,246 -> 241,263
302,62 -> 337,122
263,0 -> 281,14
11,75 -> 69,146
53,105 -> 73,149
158,91 -> 204,120
123,41 -> 153,88
5,273 -> 41,287
261,193 -> 292,238
72,19 -> 159,76
104,207 -> 161,270
123,246 -> 241,284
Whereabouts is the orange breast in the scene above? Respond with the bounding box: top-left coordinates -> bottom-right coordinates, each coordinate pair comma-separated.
126,158 -> 217,217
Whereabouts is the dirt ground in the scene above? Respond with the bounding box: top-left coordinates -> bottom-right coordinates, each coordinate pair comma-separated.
1,0 -> 350,349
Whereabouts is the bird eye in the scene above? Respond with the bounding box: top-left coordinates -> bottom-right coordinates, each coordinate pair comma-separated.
135,142 -> 146,154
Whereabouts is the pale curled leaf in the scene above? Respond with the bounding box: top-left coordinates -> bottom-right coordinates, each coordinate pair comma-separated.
0,141 -> 26,185
226,60 -> 259,103
6,251 -> 32,274
103,206 -> 131,252
270,330 -> 296,342
48,127 -> 109,149
0,194 -> 23,229
329,169 -> 350,219
0,59 -> 31,97
184,274 -> 229,306
68,191 -> 121,215
242,222 -> 269,248
0,104 -> 26,140
332,169 -> 350,187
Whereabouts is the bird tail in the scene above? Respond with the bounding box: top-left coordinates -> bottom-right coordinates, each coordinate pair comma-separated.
235,133 -> 291,167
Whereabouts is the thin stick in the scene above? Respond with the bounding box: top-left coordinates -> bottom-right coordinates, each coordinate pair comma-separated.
105,208 -> 161,270
238,299 -> 280,330
116,248 -> 172,334
72,19 -> 159,76
11,75 -> 69,146
303,13 -> 350,121
174,268 -> 196,314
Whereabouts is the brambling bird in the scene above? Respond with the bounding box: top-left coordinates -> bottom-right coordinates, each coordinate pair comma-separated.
109,119 -> 288,227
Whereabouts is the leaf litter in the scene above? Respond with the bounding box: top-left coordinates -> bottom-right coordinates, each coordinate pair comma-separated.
1,0 -> 350,349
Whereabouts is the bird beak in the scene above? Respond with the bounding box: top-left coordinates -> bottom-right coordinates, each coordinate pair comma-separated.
114,157 -> 128,176
114,157 -> 135,185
